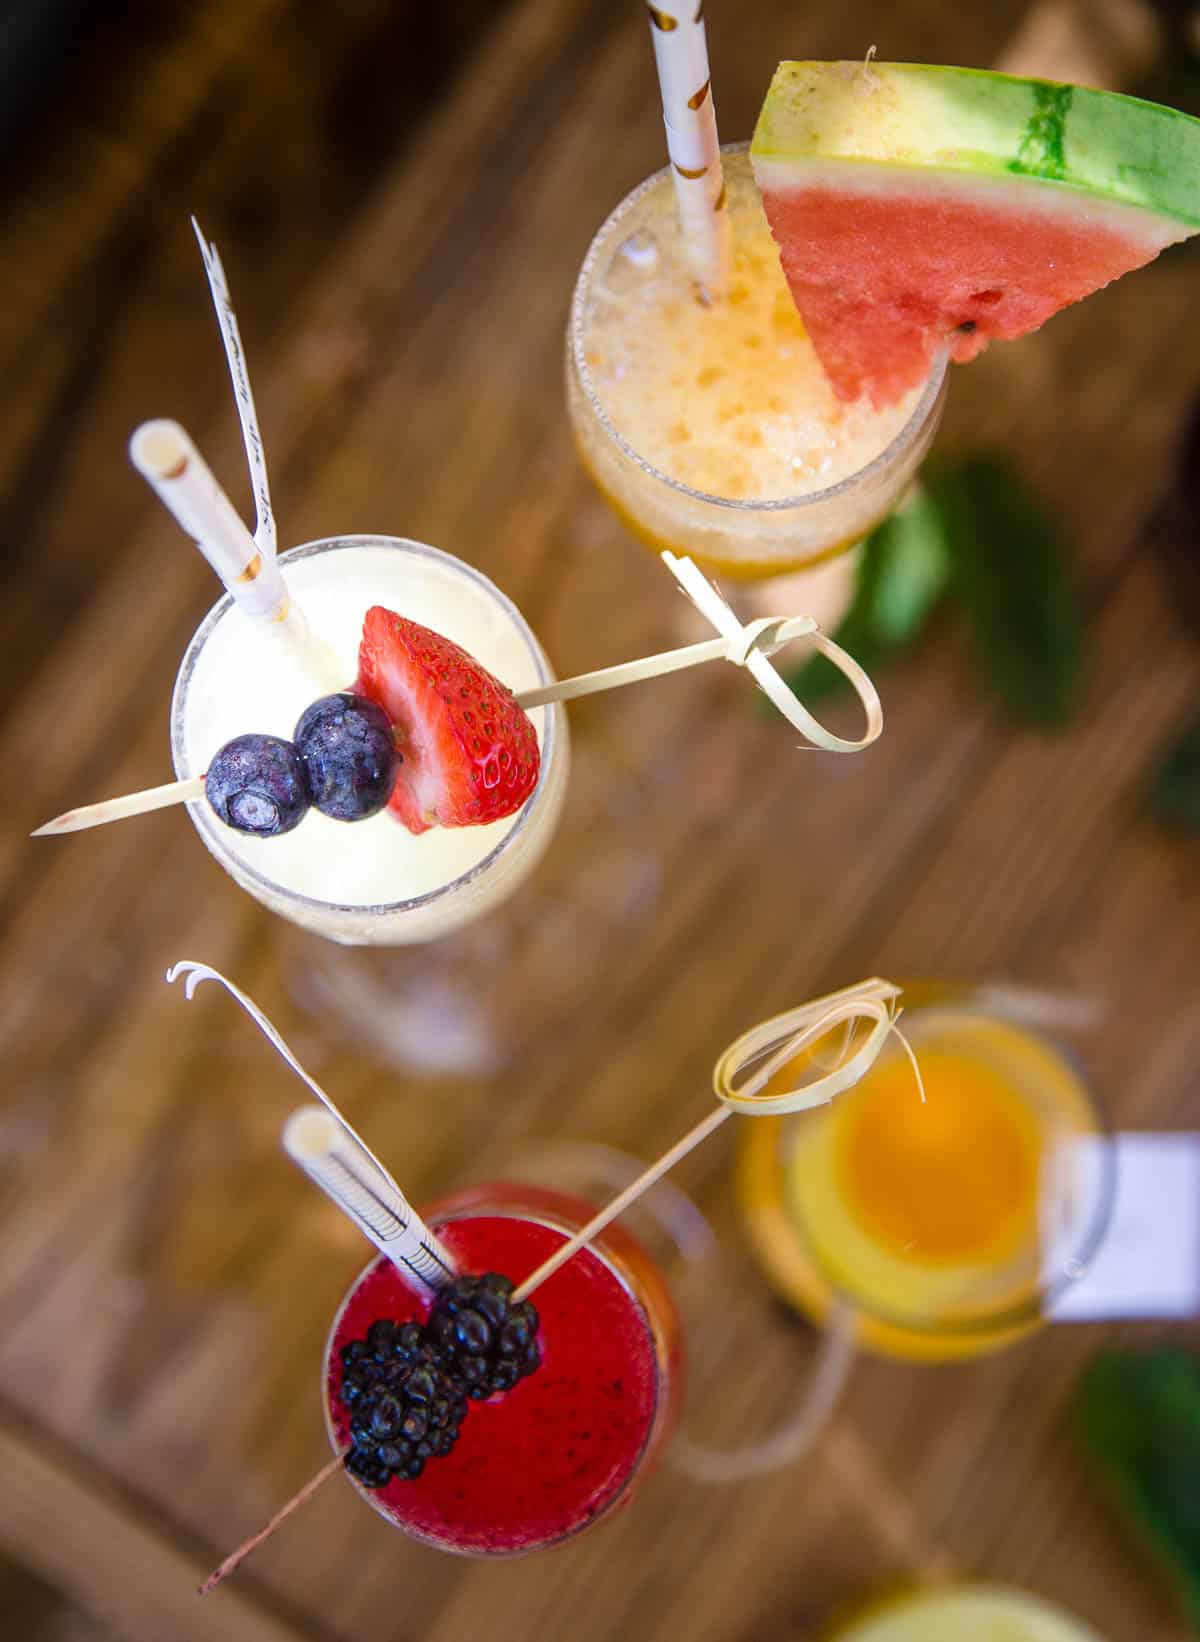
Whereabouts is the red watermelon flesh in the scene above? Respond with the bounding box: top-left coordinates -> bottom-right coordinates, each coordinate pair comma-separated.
761,184 -> 1170,408
751,63 -> 1200,408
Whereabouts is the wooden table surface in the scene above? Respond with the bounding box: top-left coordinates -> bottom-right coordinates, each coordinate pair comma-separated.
3,2 -> 1198,1638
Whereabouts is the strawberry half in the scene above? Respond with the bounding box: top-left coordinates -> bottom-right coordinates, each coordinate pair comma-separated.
355,606 -> 541,835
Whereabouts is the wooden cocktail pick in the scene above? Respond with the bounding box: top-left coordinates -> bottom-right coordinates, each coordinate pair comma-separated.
35,551 -> 880,838
185,965 -> 916,1593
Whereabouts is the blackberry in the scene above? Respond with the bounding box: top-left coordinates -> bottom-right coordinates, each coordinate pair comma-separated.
337,1317 -> 467,1486
425,1272 -> 541,1400
294,693 -> 398,822
205,734 -> 309,836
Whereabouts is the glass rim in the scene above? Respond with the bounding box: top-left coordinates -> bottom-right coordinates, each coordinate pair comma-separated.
570,140 -> 950,516
170,534 -> 562,921
787,1005 -> 1119,1339
321,1195 -> 665,1555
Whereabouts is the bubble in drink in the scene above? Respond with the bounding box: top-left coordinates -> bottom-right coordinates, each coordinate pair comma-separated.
618,230 -> 660,270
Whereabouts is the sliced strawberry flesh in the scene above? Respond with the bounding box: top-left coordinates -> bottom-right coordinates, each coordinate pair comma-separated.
355,606 -> 541,835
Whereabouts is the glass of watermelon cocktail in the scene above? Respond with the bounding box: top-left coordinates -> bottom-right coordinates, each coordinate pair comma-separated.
325,1182 -> 680,1554
570,56 -> 1200,583
567,145 -> 948,581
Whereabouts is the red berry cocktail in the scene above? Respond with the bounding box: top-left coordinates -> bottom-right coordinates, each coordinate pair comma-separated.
324,1183 -> 681,1555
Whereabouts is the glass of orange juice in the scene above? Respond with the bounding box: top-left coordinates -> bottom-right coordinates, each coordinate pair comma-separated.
737,983 -> 1115,1362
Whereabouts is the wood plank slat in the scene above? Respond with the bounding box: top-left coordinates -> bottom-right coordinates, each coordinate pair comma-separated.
0,1405 -> 335,1642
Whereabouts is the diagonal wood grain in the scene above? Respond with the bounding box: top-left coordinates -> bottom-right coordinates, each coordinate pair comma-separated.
0,1405 -> 337,1642
2,1 -> 1198,1640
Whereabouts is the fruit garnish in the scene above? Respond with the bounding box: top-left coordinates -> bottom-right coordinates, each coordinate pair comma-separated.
338,1274 -> 542,1488
339,1319 -> 468,1487
355,606 -> 540,835
752,62 -> 1200,405
204,734 -> 310,836
293,692 -> 398,822
425,1271 -> 542,1399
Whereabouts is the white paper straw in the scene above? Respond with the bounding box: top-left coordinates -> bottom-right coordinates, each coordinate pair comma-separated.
284,1107 -> 454,1292
130,419 -> 304,636
646,1 -> 732,298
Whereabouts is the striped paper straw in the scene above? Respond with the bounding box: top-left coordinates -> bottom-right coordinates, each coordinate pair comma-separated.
284,1107 -> 456,1293
646,1 -> 732,298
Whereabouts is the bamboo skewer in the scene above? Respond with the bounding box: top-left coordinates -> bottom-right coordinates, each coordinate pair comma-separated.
31,777 -> 205,837
511,979 -> 913,1303
194,971 -> 913,1592
32,553 -> 879,838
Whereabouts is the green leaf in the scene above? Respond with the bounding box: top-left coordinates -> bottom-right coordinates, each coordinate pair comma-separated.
1075,1351 -> 1200,1626
929,455 -> 1084,727
778,483 -> 953,705
1151,711 -> 1200,834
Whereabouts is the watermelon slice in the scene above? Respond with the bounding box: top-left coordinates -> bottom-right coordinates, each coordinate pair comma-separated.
751,63 -> 1200,406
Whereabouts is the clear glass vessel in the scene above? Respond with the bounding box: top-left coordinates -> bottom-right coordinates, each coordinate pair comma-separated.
737,983 -> 1115,1361
323,1183 -> 680,1555
171,535 -> 569,945
567,148 -> 948,580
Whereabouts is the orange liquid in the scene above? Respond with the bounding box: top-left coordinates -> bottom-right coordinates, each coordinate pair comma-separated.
835,1049 -> 1044,1266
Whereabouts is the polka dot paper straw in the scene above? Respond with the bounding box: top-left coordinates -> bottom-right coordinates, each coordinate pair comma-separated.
645,1 -> 732,299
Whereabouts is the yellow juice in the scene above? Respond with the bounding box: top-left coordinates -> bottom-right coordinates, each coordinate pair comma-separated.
834,1047 -> 1043,1268
566,149 -> 946,578
737,1003 -> 1102,1361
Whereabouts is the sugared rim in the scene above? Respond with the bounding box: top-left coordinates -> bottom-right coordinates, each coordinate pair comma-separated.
570,142 -> 950,515
321,1198 -> 664,1557
788,1004 -> 1118,1339
170,535 -> 561,921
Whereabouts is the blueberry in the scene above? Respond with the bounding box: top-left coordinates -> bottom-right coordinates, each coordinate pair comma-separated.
205,734 -> 308,836
294,693 -> 398,821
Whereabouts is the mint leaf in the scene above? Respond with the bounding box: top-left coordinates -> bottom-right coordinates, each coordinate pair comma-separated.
1152,712 -> 1200,834
930,455 -> 1083,727
779,485 -> 952,704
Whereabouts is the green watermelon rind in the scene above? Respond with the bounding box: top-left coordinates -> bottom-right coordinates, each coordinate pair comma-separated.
751,62 -> 1200,231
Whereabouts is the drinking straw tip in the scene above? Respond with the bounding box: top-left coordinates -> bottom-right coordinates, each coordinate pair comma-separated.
283,1106 -> 338,1161
130,419 -> 189,481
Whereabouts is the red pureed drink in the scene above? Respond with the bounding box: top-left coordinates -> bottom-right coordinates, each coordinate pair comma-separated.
324,1183 -> 681,1554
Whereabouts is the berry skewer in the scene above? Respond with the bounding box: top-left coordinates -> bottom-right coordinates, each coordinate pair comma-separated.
34,551 -> 881,841
178,963 -> 921,1592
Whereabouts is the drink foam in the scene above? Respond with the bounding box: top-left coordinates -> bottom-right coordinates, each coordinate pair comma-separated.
580,157 -> 923,502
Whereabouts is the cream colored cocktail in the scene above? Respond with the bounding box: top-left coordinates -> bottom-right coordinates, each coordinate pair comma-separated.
171,535 -> 568,944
